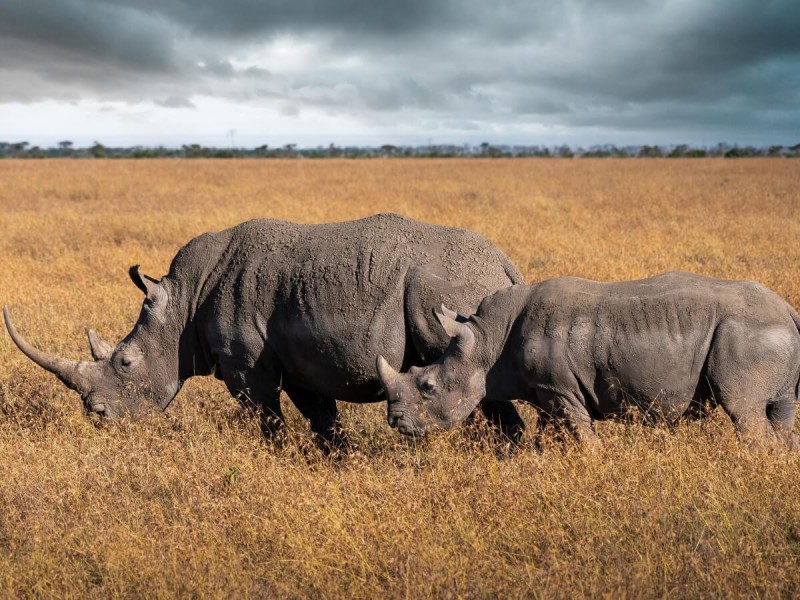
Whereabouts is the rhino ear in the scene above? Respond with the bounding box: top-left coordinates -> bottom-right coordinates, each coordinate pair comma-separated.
434,305 -> 476,357
87,329 -> 114,361
129,265 -> 159,295
452,324 -> 475,357
435,304 -> 463,338
439,304 -> 460,322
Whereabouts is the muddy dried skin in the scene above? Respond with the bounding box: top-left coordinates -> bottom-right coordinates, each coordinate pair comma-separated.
4,213 -> 525,450
378,272 -> 800,449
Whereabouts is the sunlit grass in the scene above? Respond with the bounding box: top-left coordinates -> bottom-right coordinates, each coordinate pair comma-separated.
1,158 -> 799,597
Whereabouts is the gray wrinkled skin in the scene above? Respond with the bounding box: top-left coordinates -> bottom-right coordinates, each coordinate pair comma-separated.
378,272 -> 800,449
4,213 -> 525,450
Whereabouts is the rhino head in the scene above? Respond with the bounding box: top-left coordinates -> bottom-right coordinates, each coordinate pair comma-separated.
376,305 -> 487,436
4,266 -> 184,419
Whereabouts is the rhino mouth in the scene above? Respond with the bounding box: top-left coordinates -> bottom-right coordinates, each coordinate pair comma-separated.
388,410 -> 414,436
394,421 -> 422,437
89,401 -> 108,417
388,410 -> 404,429
389,407 -> 433,437
83,395 -> 124,420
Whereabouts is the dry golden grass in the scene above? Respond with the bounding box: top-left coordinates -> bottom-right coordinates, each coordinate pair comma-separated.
1,158 -> 800,598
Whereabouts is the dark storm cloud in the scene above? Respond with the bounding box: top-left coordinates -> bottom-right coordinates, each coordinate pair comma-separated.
127,0 -> 455,39
0,0 -> 178,71
1,0 -> 799,141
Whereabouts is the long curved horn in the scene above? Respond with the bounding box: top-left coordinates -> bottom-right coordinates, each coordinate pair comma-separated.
3,306 -> 92,393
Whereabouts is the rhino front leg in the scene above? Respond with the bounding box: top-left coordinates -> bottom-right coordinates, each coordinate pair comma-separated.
221,364 -> 285,442
478,399 -> 526,444
284,383 -> 350,454
534,391 -> 598,448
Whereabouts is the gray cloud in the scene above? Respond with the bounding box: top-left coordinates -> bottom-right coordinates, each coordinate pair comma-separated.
155,95 -> 195,109
1,0 -> 799,143
0,0 -> 180,72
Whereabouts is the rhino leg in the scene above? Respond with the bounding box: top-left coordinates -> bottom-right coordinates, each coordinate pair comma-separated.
221,364 -> 285,442
766,392 -> 799,451
284,383 -> 349,454
706,319 -> 800,449
719,401 -> 778,447
533,391 -> 598,448
259,399 -> 286,441
718,390 -> 800,450
476,400 -> 526,444
532,409 -> 587,451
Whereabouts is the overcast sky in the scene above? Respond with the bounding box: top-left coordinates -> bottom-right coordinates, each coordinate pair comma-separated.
1,0 -> 799,148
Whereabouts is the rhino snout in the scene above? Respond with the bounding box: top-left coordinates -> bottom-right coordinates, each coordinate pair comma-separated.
388,408 -> 417,436
388,408 -> 407,429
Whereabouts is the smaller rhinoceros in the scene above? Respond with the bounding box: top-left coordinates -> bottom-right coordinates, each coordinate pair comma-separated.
377,272 -> 800,449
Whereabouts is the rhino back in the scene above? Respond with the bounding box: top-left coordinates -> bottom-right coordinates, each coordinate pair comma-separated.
515,272 -> 799,416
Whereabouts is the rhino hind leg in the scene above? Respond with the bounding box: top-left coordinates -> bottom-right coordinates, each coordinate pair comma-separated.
766,393 -> 799,451
284,383 -> 349,455
712,388 -> 790,449
718,401 -> 779,448
706,319 -> 800,449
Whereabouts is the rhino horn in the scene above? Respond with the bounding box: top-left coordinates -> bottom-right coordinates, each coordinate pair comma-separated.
87,329 -> 113,361
376,355 -> 401,390
4,306 -> 93,394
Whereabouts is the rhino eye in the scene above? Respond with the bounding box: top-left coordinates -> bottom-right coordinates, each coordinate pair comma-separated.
418,380 -> 437,396
116,355 -> 133,371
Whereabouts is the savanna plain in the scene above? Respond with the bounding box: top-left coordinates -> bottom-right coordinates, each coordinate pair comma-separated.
1,158 -> 800,598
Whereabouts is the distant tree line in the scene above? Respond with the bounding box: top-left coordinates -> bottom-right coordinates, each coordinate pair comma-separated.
1,140 -> 799,159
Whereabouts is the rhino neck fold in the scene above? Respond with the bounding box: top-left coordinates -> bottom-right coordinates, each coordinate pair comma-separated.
470,290 -> 531,401
159,275 -> 221,384
177,316 -> 215,381
151,282 -> 213,384
164,228 -> 241,383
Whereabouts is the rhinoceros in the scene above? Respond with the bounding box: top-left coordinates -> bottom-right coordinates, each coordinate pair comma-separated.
4,213 -> 526,450
377,271 -> 800,449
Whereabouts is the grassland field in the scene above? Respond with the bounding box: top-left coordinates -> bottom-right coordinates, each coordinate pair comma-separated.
1,158 -> 800,598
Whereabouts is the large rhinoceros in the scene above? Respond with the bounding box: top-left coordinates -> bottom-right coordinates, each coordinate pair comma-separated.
377,272 -> 800,449
4,213 -> 526,449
